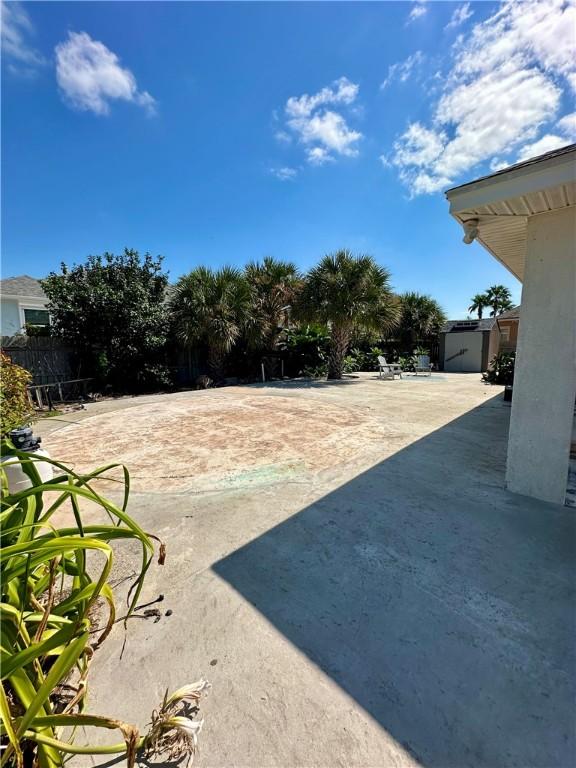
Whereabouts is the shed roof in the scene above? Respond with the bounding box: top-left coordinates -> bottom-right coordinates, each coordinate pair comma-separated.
441,318 -> 497,334
0,275 -> 46,299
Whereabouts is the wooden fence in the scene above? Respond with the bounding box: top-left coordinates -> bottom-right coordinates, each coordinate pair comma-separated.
1,336 -> 80,385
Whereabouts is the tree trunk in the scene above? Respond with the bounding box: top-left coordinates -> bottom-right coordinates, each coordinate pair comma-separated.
327,325 -> 350,380
208,346 -> 225,383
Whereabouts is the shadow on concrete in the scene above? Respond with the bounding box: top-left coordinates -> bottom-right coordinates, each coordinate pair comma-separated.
213,394 -> 576,767
251,376 -> 361,390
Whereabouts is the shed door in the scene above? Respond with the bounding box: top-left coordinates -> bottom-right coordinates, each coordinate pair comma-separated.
444,332 -> 484,372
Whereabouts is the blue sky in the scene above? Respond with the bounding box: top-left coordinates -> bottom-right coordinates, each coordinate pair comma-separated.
2,1 -> 575,317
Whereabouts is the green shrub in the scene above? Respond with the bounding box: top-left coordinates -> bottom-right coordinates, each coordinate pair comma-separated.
483,351 -> 516,385
342,347 -> 383,373
301,363 -> 328,379
0,448 -> 209,767
23,324 -> 51,338
0,351 -> 33,436
280,324 -> 330,377
397,354 -> 416,372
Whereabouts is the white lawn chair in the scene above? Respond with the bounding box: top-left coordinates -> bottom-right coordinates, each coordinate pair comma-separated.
414,354 -> 432,376
378,356 -> 402,379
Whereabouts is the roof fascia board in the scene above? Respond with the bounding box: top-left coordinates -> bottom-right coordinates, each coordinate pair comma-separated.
447,157 -> 575,213
1,294 -> 48,301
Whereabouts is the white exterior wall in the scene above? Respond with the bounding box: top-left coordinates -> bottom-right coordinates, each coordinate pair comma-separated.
506,207 -> 576,505
444,332 -> 484,372
0,299 -> 22,335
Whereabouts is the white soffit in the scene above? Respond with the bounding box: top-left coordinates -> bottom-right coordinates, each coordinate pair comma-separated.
446,145 -> 576,282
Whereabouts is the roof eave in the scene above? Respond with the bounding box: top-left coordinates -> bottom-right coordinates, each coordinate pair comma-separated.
446,155 -> 576,214
1,294 -> 48,301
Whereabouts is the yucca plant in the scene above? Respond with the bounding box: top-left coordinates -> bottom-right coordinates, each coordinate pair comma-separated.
0,444 -> 209,768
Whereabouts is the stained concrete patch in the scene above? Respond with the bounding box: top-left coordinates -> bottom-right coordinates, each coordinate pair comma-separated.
45,392 -> 400,493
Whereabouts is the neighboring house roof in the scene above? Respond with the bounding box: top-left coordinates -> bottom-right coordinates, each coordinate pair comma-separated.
441,318 -> 497,334
0,275 -> 47,299
496,305 -> 521,321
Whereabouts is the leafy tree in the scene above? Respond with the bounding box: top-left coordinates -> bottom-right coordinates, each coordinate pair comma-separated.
485,284 -> 513,316
42,249 -> 171,393
244,256 -> 302,352
468,292 -> 489,319
297,250 -> 399,379
170,266 -> 251,381
398,292 -> 447,350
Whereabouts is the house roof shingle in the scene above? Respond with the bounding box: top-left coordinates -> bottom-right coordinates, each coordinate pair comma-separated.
0,275 -> 46,299
496,305 -> 521,320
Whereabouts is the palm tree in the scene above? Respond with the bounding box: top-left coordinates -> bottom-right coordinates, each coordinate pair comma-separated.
297,250 -> 399,379
245,256 -> 302,352
485,285 -> 513,316
398,292 -> 447,350
170,266 -> 251,381
468,293 -> 489,319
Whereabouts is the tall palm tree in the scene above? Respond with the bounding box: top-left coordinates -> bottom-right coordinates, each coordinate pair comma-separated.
297,250 -> 399,379
170,266 -> 251,381
468,293 -> 489,319
485,285 -> 513,316
244,256 -> 302,352
398,292 -> 447,350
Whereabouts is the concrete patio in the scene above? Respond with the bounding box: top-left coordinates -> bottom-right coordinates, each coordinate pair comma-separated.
42,374 -> 575,768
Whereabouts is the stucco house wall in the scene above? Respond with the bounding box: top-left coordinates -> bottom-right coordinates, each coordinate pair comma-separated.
0,299 -> 22,336
506,206 -> 575,504
486,325 -> 500,368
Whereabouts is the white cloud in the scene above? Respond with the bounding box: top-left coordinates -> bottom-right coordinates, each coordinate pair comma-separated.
279,77 -> 362,166
270,167 -> 298,181
515,112 -> 576,162
55,31 -> 156,116
407,1 -> 427,24
452,0 -> 575,82
490,157 -> 509,172
391,123 -> 446,168
381,51 -> 424,90
516,134 -> 568,162
433,64 -> 559,179
286,77 -> 359,119
445,3 -> 473,31
275,130 -> 292,144
291,110 -> 361,157
1,0 -> 45,72
307,147 -> 334,166
388,0 -> 576,195
558,112 -> 576,138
